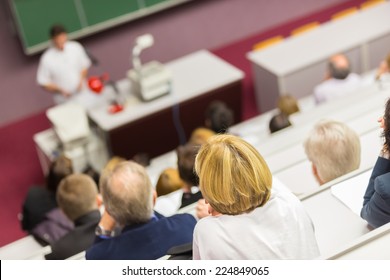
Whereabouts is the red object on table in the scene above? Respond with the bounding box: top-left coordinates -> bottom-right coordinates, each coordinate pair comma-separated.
108,103 -> 124,114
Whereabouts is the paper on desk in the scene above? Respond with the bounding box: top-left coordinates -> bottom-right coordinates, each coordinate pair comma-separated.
330,169 -> 372,216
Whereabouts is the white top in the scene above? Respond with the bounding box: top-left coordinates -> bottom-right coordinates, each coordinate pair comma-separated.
37,41 -> 91,104
192,179 -> 320,260
247,2 -> 390,75
154,186 -> 199,217
314,73 -> 362,104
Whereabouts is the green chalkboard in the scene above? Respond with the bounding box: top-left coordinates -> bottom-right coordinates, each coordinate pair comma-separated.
12,0 -> 82,49
81,0 -> 140,26
10,0 -> 192,55
144,0 -> 167,7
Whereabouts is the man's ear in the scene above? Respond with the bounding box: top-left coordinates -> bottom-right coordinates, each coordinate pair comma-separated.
312,163 -> 324,185
96,194 -> 103,208
152,190 -> 157,207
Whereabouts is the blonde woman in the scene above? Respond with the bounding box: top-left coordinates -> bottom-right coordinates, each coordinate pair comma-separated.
193,135 -> 319,259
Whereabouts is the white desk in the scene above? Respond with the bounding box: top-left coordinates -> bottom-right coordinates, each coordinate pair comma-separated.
247,2 -> 390,112
254,85 -> 388,158
300,169 -> 373,256
88,50 -> 244,159
0,235 -> 47,260
322,222 -> 390,260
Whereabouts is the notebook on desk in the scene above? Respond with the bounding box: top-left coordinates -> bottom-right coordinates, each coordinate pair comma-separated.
331,170 -> 372,216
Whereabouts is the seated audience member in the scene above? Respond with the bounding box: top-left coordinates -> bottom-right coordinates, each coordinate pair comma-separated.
277,95 -> 300,116
86,161 -> 196,260
188,127 -> 215,146
21,155 -> 73,231
31,207 -> 74,246
375,53 -> 390,88
155,168 -> 184,197
304,120 -> 361,185
192,135 -> 319,259
314,54 -> 362,105
155,139 -> 215,216
177,144 -> 202,208
361,99 -> 390,228
205,101 -> 234,133
45,174 -> 101,259
269,113 -> 291,133
154,143 -> 206,215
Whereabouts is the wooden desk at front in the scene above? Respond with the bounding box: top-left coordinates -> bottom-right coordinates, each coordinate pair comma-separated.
88,50 -> 244,159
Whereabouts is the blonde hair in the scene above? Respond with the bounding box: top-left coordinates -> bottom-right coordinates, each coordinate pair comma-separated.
277,95 -> 300,116
155,168 -> 184,196
100,161 -> 153,225
189,127 -> 215,146
195,134 -> 272,215
56,174 -> 98,221
304,120 -> 361,183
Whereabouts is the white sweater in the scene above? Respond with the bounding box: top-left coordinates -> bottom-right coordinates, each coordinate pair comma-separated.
193,179 -> 320,260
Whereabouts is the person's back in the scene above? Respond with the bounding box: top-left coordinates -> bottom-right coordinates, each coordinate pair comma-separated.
45,174 -> 100,259
192,135 -> 319,260
361,98 -> 390,228
86,161 -> 196,260
21,155 -> 73,232
193,180 -> 319,259
314,54 -> 362,105
86,212 -> 196,260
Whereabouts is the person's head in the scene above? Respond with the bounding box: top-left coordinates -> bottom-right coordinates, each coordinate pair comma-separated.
188,127 -> 215,146
205,101 -> 234,133
386,53 -> 390,71
155,168 -> 184,197
49,24 -> 67,51
381,98 -> 390,149
269,113 -> 291,133
46,155 -> 73,193
177,143 -> 200,187
304,120 -> 361,185
195,134 -> 272,215
328,54 -> 351,80
100,161 -> 154,226
56,174 -> 99,221
277,95 -> 300,116
99,156 -> 126,190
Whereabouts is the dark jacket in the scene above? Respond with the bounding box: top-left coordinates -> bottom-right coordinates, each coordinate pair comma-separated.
45,210 -> 101,260
86,212 -> 196,260
361,157 -> 390,228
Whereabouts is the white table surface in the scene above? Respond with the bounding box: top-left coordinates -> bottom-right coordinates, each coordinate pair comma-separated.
247,2 -> 390,76
88,50 -> 244,131
0,235 -> 46,260
300,174 -> 371,256
255,85 -> 389,158
322,221 -> 390,260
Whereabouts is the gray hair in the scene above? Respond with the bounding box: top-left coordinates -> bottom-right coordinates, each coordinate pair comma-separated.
304,120 -> 361,184
101,161 -> 153,225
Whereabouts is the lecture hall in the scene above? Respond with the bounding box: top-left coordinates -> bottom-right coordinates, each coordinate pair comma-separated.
0,0 -> 390,261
